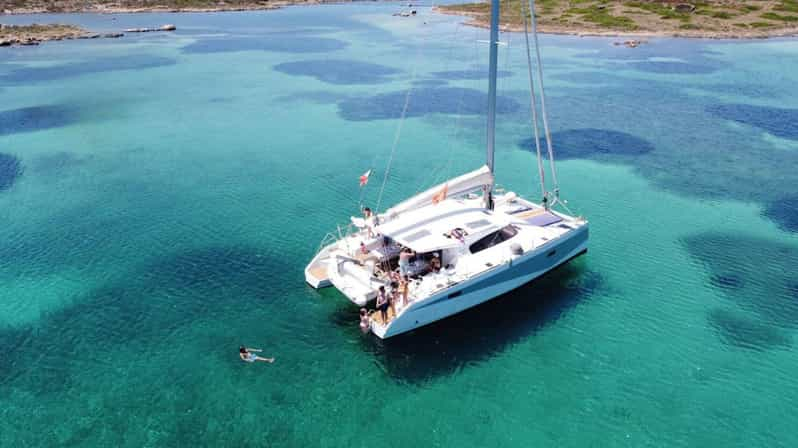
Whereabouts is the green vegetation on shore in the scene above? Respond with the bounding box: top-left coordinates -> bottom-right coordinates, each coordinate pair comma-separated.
438,0 -> 798,37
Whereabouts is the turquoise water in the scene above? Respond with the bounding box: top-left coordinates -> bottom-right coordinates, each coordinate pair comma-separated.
2,4 -> 798,446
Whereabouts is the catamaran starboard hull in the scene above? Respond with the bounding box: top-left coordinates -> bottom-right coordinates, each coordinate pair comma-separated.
373,225 -> 588,339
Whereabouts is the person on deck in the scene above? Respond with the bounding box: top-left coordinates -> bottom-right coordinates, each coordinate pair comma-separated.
239,346 -> 274,363
398,275 -> 410,308
376,286 -> 389,323
363,207 -> 376,238
398,247 -> 415,276
387,284 -> 397,317
430,253 -> 442,273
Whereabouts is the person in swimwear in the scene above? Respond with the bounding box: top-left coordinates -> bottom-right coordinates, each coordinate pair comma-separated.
359,308 -> 371,333
239,346 -> 274,363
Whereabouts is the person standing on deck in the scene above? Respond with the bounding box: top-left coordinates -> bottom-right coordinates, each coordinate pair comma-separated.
398,247 -> 415,276
363,207 -> 377,238
376,286 -> 389,323
398,275 -> 410,308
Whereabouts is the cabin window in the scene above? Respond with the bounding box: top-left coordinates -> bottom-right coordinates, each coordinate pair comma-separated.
469,225 -> 518,254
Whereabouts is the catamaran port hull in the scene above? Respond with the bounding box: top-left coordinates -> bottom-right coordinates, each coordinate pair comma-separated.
373,225 -> 588,339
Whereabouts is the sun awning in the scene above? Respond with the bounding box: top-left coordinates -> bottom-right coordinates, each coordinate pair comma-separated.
378,200 -> 503,253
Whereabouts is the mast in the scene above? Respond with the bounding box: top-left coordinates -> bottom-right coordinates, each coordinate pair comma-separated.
483,0 -> 500,210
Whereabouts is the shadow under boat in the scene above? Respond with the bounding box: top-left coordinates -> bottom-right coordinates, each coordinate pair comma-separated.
330,258 -> 605,385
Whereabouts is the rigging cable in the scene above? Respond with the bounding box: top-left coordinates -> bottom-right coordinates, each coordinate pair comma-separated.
527,0 -> 559,199
520,0 -> 546,199
375,6 -> 435,214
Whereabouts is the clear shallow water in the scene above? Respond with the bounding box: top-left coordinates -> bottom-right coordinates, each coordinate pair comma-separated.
1,4 -> 798,447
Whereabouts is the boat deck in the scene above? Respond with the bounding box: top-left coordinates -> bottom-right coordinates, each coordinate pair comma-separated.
369,304 -> 404,326
308,266 -> 328,281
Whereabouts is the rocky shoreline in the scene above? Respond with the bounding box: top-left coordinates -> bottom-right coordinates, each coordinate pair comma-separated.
3,0 -> 798,44
0,22 -> 175,47
0,1 -> 326,15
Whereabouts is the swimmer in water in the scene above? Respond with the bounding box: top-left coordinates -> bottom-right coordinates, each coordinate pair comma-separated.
239,346 -> 274,363
359,308 -> 370,333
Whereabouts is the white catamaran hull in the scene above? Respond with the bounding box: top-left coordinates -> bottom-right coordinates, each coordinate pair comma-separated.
373,225 -> 588,339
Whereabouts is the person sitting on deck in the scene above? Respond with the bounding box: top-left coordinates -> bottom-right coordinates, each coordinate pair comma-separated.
429,253 -> 442,273
398,247 -> 415,276
445,227 -> 468,243
239,346 -> 274,363
376,286 -> 389,323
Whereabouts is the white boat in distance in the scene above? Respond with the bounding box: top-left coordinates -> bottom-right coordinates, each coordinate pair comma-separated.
305,0 -> 589,339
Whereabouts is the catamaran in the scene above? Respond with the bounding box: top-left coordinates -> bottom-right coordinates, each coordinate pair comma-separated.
305,0 -> 589,339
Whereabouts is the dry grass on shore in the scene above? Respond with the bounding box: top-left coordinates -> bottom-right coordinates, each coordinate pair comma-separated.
438,0 -> 798,38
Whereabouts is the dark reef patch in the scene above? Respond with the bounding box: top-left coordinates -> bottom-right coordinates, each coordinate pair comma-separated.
349,264 -> 604,384
32,151 -> 89,174
337,86 -> 520,121
707,308 -> 791,351
0,153 -> 23,191
709,273 -> 743,291
429,69 -> 512,80
763,196 -> 798,233
518,128 -> 655,160
684,232 -> 798,348
0,56 -> 176,85
0,105 -> 81,136
273,59 -> 400,85
0,245 -> 286,395
707,104 -> 798,140
182,36 -> 347,54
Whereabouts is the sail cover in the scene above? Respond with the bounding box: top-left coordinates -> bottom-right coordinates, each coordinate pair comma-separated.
384,165 -> 493,218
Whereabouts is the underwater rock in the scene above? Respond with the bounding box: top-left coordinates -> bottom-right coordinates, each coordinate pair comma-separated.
273,59 -> 400,85
0,105 -> 80,136
519,128 -> 655,160
685,232 -> 798,330
0,152 -> 23,191
707,103 -> 798,140
763,196 -> 798,233
707,308 -> 791,351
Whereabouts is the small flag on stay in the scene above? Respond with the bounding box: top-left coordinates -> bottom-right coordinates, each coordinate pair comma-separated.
359,169 -> 372,187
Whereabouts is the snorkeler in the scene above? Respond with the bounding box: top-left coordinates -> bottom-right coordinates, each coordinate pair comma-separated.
239,346 -> 275,363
